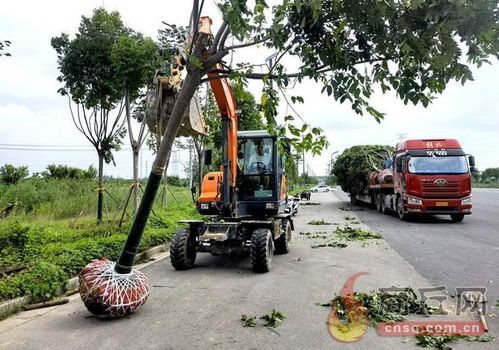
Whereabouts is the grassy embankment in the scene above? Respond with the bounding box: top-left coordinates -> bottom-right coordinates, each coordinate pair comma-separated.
0,178 -> 199,302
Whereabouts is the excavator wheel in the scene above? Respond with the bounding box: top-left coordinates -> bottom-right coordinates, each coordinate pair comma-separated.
170,229 -> 197,270
250,228 -> 273,273
275,220 -> 291,254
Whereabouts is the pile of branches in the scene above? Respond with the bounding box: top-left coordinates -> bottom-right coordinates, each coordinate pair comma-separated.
333,145 -> 394,196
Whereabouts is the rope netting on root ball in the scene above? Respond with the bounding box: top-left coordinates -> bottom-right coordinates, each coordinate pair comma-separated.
79,259 -> 150,318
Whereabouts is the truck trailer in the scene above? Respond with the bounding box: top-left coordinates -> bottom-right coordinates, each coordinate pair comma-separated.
352,139 -> 475,222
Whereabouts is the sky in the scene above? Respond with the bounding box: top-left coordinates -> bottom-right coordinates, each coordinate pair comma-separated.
1,0 -> 498,179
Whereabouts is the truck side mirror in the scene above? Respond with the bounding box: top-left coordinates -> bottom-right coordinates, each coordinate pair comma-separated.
469,155 -> 476,172
396,157 -> 403,173
203,149 -> 212,166
468,155 -> 475,167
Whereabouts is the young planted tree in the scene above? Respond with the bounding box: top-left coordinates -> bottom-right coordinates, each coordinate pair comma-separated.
112,34 -> 160,213
78,0 -> 499,317
52,8 -> 131,223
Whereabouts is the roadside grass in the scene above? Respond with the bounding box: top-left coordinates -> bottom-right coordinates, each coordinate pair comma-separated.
0,179 -> 198,302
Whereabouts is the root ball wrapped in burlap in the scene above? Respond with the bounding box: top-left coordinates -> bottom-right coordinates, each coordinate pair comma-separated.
79,259 -> 149,318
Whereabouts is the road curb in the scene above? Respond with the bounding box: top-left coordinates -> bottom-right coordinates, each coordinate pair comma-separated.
0,243 -> 170,319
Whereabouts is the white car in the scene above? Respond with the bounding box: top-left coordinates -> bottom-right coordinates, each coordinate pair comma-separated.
312,185 -> 332,193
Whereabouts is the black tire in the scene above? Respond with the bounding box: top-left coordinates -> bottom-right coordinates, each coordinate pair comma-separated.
396,196 -> 409,221
375,194 -> 382,212
275,220 -> 291,254
314,189 -> 318,193
170,229 -> 197,270
250,229 -> 273,273
450,214 -> 465,222
326,189 -> 330,192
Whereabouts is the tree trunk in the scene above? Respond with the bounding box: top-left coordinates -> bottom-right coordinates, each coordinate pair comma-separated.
114,35 -> 208,274
132,150 -> 140,213
97,152 -> 104,224
125,89 -> 140,214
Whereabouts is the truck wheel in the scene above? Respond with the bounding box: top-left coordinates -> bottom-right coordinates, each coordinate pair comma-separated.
250,229 -> 273,273
375,194 -> 382,212
275,220 -> 291,254
396,196 -> 409,221
450,214 -> 465,223
170,229 -> 197,270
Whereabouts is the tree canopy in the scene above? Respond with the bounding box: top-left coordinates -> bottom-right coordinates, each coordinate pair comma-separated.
51,8 -> 131,109
111,34 -> 160,98
212,0 -> 498,152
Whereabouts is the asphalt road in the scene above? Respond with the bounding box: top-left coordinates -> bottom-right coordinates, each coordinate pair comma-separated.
334,187 -> 499,306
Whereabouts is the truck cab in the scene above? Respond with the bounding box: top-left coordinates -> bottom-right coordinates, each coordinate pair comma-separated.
393,139 -> 474,222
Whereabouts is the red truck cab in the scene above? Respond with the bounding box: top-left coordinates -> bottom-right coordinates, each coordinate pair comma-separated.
393,139 -> 474,222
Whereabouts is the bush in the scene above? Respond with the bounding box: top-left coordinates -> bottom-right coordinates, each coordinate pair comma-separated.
42,164 -> 97,180
0,164 -> 29,185
17,261 -> 66,301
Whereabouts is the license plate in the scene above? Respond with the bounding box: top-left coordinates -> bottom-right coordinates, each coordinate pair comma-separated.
436,202 -> 448,207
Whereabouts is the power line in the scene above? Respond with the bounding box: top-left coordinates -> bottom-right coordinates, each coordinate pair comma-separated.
0,147 -> 132,152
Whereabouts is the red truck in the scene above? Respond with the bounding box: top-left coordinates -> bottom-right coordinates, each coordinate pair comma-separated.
353,139 -> 475,222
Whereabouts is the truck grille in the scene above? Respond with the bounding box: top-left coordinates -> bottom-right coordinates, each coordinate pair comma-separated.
421,180 -> 461,198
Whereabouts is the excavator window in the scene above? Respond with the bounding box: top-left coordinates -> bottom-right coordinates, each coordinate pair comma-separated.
237,138 -> 275,199
239,138 -> 274,175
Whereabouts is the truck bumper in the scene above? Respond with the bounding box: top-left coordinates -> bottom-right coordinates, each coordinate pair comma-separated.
405,195 -> 472,215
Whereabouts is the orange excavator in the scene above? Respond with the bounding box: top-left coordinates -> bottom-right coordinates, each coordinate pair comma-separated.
168,17 -> 293,273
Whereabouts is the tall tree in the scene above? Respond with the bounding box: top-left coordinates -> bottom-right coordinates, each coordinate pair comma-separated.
112,34 -> 160,213
51,8 -> 131,223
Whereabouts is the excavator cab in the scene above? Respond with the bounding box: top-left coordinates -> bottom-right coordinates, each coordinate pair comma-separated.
236,131 -> 287,217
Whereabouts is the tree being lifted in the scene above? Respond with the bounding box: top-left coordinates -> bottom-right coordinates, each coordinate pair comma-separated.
76,0 -> 498,317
